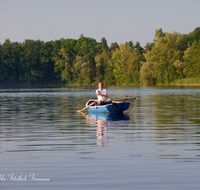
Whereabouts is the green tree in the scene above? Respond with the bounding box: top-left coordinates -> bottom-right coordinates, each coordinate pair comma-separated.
110,42 -> 119,51
95,53 -> 102,82
54,48 -> 72,83
154,28 -> 165,42
144,42 -> 155,53
145,31 -> 183,84
1,39 -> 22,83
99,50 -> 112,85
21,39 -> 43,83
72,56 -> 92,85
53,38 -> 77,84
183,40 -> 200,78
176,34 -> 190,56
51,40 -> 61,58
140,61 -> 155,85
40,41 -> 57,83
108,44 -> 144,85
0,43 -> 8,81
60,38 -> 77,61
134,41 -> 144,54
101,37 -> 108,51
75,36 -> 98,83
187,27 -> 200,44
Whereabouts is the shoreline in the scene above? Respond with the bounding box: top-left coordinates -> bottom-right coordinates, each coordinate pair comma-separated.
174,84 -> 200,86
0,83 -> 200,88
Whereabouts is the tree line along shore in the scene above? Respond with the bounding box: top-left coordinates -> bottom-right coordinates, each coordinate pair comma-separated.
0,27 -> 200,87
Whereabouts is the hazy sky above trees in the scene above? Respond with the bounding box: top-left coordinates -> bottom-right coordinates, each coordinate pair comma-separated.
0,0 -> 199,47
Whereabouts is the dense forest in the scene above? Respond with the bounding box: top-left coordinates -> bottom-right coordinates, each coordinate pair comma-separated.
0,27 -> 200,86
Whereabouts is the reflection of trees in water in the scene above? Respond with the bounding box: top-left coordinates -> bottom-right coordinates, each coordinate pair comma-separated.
138,93 -> 200,124
0,96 -> 56,124
136,93 -> 200,162
0,93 -> 82,128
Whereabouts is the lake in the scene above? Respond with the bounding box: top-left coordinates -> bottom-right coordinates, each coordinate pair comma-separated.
0,86 -> 200,190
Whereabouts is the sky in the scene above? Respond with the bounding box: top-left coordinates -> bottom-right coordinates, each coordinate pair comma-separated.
0,0 -> 200,47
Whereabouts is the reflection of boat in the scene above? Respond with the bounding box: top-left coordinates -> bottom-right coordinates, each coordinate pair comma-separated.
86,100 -> 130,113
85,112 -> 130,147
87,112 -> 130,121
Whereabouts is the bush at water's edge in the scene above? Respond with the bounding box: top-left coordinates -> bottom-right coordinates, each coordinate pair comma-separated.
172,78 -> 200,85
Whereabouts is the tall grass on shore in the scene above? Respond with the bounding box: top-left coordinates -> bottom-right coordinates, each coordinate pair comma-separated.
174,78 -> 200,85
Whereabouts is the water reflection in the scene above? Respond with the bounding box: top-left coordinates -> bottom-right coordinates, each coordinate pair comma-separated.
81,112 -> 130,147
1,87 -> 200,190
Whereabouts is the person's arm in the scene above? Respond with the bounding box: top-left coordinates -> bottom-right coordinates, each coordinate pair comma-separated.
97,90 -> 108,98
103,92 -> 108,98
96,90 -> 100,96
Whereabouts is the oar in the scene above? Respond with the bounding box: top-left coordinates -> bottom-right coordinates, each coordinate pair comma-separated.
112,95 -> 128,112
112,97 -> 136,103
122,97 -> 136,102
123,95 -> 128,102
77,102 -> 96,112
127,97 -> 136,101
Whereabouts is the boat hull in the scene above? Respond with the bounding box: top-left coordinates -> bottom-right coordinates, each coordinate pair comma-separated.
87,102 -> 130,113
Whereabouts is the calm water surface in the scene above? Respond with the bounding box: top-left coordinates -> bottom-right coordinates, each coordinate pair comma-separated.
0,86 -> 200,190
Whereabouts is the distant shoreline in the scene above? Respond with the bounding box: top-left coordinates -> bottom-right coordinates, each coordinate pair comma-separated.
0,83 -> 200,88
174,84 -> 200,86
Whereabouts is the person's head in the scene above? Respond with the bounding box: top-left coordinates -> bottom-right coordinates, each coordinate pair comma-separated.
98,82 -> 103,90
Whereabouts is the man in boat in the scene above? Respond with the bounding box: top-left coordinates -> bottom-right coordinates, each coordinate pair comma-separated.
96,82 -> 112,105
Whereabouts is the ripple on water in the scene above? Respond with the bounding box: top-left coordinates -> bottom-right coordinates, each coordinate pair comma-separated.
0,86 -> 200,190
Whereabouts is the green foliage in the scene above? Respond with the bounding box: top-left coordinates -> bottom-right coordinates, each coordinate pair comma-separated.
101,37 -> 108,51
107,44 -> 144,85
40,41 -> 56,83
128,41 -> 134,49
95,54 -> 102,82
144,42 -> 155,53
1,39 -> 22,82
140,61 -> 155,85
99,50 -> 113,85
54,48 -> 72,83
21,39 -> 44,83
183,40 -> 200,78
145,31 -> 184,84
0,27 -> 199,86
173,60 -> 185,78
174,78 -> 200,85
72,56 -> 92,85
110,42 -> 119,51
187,27 -> 200,44
154,28 -> 165,42
0,44 -> 8,80
134,41 -> 144,55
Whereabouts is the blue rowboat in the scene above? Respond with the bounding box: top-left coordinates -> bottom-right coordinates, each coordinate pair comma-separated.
86,100 -> 130,113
